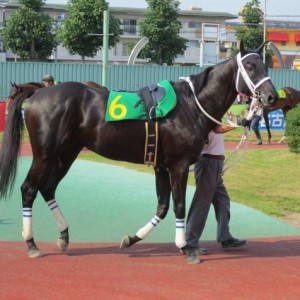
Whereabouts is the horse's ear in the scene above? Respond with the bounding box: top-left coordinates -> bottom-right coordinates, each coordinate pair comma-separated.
10,82 -> 13,87
239,40 -> 247,55
255,42 -> 265,55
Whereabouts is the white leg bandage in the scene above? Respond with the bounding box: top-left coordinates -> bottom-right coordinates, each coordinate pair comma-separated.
47,199 -> 68,232
136,215 -> 161,240
175,218 -> 186,248
22,208 -> 33,241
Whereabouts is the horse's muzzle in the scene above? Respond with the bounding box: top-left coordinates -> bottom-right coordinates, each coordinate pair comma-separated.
267,92 -> 279,108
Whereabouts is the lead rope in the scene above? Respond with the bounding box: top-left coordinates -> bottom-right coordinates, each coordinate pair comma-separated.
221,99 -> 261,175
221,126 -> 249,176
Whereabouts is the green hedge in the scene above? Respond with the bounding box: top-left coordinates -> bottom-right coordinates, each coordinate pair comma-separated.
286,104 -> 300,154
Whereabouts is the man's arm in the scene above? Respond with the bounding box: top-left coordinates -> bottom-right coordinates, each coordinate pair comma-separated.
214,124 -> 237,134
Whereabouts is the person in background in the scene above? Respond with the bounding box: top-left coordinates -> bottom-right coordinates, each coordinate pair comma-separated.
42,74 -> 55,87
183,124 -> 247,264
250,102 -> 263,145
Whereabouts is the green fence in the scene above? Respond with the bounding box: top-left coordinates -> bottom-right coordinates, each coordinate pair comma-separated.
1,62 -> 300,100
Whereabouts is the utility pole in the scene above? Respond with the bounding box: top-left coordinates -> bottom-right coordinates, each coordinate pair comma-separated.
263,0 -> 267,63
88,10 -> 110,87
102,10 -> 109,87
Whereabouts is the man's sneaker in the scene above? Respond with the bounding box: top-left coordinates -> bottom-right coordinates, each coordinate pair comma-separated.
221,238 -> 247,250
180,246 -> 209,255
185,249 -> 201,264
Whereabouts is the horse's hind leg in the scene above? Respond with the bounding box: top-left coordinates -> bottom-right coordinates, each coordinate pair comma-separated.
21,146 -> 82,258
279,108 -> 289,143
39,146 -> 83,253
120,167 -> 171,249
21,158 -> 50,258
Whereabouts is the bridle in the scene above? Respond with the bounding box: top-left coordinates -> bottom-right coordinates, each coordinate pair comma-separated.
180,52 -> 270,128
235,52 -> 271,104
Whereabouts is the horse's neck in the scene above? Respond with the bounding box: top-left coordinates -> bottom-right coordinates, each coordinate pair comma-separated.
196,60 -> 238,120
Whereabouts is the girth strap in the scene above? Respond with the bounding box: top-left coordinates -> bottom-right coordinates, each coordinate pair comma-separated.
144,121 -> 158,167
140,86 -> 159,167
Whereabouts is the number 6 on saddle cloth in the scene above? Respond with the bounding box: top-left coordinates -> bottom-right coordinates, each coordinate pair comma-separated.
105,80 -> 177,166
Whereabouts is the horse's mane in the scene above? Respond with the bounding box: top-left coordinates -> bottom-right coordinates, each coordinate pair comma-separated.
190,66 -> 214,94
27,82 -> 44,88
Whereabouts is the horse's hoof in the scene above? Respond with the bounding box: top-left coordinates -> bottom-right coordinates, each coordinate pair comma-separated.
120,235 -> 130,249
28,248 -> 43,258
57,238 -> 68,252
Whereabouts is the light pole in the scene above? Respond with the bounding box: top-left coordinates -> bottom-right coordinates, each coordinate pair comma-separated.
88,10 -> 111,87
263,0 -> 267,63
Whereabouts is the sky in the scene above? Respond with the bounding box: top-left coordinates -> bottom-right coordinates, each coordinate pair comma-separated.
45,0 -> 300,21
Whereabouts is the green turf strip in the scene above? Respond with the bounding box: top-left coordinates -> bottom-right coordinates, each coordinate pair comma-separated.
0,157 -> 299,243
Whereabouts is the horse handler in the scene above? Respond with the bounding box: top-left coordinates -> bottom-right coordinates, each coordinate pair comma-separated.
182,124 -> 247,264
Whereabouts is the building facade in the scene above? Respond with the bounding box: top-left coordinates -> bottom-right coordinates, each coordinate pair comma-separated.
0,2 -> 236,65
226,19 -> 300,69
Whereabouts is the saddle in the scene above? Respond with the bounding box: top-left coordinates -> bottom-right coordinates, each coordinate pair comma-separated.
105,80 -> 176,167
139,83 -> 165,167
139,83 -> 166,120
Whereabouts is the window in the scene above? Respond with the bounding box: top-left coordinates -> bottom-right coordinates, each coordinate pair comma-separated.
122,19 -> 137,35
122,42 -> 131,56
188,21 -> 201,29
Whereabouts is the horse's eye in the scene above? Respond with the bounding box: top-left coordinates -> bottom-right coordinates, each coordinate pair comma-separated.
245,63 -> 254,72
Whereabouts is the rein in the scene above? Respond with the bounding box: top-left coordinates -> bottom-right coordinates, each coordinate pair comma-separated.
183,52 -> 270,174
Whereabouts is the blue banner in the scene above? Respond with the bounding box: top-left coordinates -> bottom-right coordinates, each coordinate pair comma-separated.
259,109 -> 285,131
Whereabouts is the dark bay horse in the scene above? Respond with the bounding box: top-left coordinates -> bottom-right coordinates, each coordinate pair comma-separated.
0,42 -> 278,259
263,87 -> 300,143
6,81 -> 106,116
7,81 -> 105,100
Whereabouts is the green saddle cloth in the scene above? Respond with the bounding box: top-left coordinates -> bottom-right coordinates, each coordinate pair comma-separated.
105,80 -> 176,121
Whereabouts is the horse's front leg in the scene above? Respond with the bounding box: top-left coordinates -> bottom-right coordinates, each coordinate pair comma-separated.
168,165 -> 189,249
120,167 -> 171,249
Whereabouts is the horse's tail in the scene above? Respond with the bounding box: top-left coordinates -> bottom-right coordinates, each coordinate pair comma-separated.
0,90 -> 34,199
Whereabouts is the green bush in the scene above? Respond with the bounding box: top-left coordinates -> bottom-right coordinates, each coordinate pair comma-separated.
286,104 -> 300,154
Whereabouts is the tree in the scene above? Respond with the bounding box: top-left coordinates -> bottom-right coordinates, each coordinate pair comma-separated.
138,0 -> 187,65
230,0 -> 272,66
1,0 -> 56,60
286,105 -> 300,154
57,0 -> 121,63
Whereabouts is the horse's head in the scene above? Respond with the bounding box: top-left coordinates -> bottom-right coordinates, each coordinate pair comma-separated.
235,41 -> 278,109
8,82 -> 43,103
8,82 -> 23,101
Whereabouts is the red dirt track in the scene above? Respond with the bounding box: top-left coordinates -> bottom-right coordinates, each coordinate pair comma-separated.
1,237 -> 300,299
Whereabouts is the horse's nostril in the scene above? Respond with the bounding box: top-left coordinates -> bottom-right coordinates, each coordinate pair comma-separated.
268,95 -> 276,105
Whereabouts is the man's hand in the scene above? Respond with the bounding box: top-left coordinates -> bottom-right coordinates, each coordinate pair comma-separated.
239,118 -> 251,127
